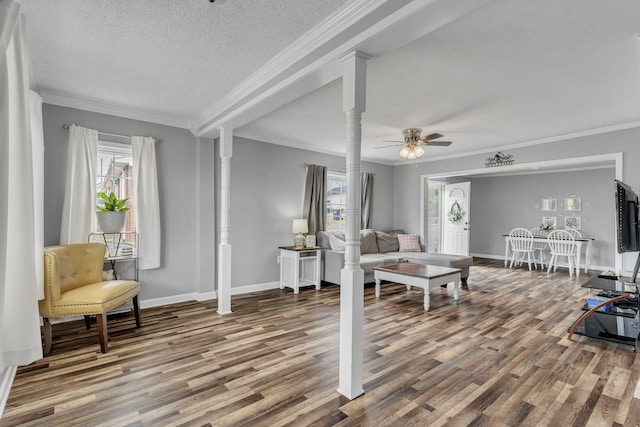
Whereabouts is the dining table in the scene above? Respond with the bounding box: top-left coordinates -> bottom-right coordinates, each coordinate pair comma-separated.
503,233 -> 594,277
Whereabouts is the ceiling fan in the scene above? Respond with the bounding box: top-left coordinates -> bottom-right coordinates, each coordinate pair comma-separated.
377,128 -> 452,159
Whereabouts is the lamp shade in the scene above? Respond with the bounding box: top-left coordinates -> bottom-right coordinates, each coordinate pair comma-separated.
292,219 -> 308,234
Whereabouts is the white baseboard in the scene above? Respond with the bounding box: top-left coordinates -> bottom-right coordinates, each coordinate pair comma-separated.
0,366 -> 17,420
470,253 -> 503,260
140,292 -> 217,309
138,282 -> 280,309
470,253 -> 612,272
231,281 -> 281,295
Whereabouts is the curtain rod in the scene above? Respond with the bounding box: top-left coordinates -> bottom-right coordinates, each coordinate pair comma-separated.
305,163 -> 374,176
62,124 -> 161,143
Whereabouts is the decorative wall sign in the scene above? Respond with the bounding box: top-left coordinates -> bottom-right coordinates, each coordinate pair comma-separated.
541,216 -> 557,231
565,197 -> 581,211
565,216 -> 581,230
542,198 -> 557,211
485,152 -> 514,168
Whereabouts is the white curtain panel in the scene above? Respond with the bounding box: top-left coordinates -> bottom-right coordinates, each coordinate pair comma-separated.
60,125 -> 98,244
132,136 -> 161,269
30,91 -> 44,300
0,0 -> 43,372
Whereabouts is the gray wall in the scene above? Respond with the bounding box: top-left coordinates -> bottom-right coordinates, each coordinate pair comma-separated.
43,104 -> 394,298
219,136 -> 394,288
42,104 -> 215,300
468,169 -> 615,267
394,127 -> 640,271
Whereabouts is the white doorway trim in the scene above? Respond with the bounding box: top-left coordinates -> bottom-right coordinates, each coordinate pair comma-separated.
419,152 -> 623,270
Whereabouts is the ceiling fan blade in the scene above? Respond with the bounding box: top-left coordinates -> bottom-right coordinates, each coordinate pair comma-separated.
420,132 -> 444,141
382,140 -> 403,143
424,140 -> 452,146
375,143 -> 403,149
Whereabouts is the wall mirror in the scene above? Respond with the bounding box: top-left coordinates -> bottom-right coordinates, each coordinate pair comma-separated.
565,197 -> 581,211
542,198 -> 557,211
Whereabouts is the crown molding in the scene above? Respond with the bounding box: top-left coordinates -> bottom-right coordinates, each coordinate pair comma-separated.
39,89 -> 192,130
235,132 -> 396,166
193,0 -> 391,131
393,120 -> 640,166
194,0 -> 491,138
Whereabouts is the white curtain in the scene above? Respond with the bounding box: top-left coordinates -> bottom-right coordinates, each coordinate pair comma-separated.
60,125 -> 98,244
0,0 -> 43,371
30,91 -> 44,301
132,136 -> 161,269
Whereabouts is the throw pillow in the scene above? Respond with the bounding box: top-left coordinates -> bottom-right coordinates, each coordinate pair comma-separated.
329,235 -> 346,252
375,231 -> 400,253
318,231 -> 345,249
360,229 -> 379,254
397,234 -> 422,252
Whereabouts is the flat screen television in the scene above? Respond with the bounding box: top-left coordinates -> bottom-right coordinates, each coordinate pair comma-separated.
615,180 -> 640,282
615,180 -> 639,253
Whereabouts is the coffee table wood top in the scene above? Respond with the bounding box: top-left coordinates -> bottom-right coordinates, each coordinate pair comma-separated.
374,262 -> 461,280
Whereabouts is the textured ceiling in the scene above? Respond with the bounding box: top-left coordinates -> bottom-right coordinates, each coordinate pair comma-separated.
237,0 -> 640,163
21,0 -> 640,165
22,0 -> 349,119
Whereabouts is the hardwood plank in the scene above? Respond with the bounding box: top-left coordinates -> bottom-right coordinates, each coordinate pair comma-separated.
3,258 -> 640,426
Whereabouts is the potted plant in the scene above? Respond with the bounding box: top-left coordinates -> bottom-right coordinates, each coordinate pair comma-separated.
96,192 -> 129,233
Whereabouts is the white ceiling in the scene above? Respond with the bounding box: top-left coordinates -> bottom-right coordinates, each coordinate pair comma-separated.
22,0 -> 640,165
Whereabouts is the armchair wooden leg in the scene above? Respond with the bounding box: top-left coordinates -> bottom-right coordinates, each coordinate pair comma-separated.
96,313 -> 108,353
84,315 -> 91,330
133,295 -> 141,328
42,317 -> 52,355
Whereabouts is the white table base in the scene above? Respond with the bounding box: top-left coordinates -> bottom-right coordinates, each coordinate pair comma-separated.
374,269 -> 460,311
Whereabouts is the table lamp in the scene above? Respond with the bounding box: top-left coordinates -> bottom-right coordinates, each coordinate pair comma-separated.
292,219 -> 308,248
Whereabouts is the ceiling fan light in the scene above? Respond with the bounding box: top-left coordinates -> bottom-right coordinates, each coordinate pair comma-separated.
399,146 -> 410,158
415,146 -> 425,157
407,150 -> 417,160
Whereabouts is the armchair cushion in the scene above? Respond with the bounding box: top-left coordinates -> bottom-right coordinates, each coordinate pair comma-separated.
52,280 -> 141,317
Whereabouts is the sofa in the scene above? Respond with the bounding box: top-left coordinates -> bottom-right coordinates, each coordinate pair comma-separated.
317,229 -> 473,286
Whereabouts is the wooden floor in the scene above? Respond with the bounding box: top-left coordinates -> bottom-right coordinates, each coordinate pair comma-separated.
3,259 -> 640,426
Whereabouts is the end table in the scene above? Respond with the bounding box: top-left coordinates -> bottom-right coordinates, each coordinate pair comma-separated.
278,246 -> 321,294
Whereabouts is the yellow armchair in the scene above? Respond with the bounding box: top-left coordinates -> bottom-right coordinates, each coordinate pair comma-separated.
40,243 -> 141,354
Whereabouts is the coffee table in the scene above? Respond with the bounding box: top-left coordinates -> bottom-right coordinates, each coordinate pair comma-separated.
373,262 -> 461,311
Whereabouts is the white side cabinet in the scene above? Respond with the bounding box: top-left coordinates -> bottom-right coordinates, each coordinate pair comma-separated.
279,246 -> 321,294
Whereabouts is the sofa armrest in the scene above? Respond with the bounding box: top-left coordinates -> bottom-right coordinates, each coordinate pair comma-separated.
322,250 -> 345,285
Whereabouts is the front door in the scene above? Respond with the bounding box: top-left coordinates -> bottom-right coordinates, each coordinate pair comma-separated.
443,182 -> 470,255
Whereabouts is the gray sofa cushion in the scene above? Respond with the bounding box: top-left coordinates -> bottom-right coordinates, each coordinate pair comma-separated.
375,230 -> 401,253
317,230 -> 344,249
360,229 -> 379,254
319,229 -> 379,254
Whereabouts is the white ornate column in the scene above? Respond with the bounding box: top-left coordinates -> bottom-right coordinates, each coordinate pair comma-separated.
337,51 -> 368,400
217,126 -> 232,315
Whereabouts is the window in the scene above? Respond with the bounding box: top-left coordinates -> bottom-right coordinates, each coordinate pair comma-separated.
326,170 -> 346,232
427,181 -> 443,252
97,141 -> 135,234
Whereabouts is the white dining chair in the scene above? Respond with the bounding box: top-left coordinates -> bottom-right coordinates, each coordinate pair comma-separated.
564,229 -> 582,271
529,227 -> 548,269
509,228 -> 537,271
546,230 -> 577,276
565,229 -> 582,239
